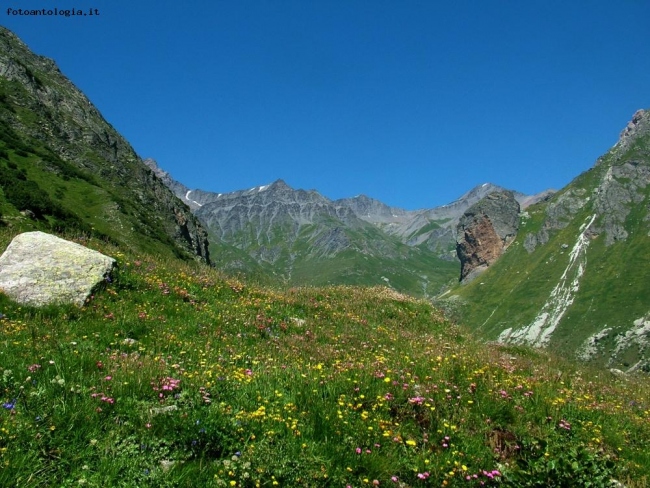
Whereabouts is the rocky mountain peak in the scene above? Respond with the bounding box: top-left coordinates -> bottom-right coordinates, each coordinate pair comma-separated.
334,194 -> 406,224
618,109 -> 649,142
268,179 -> 291,191
612,109 -> 650,156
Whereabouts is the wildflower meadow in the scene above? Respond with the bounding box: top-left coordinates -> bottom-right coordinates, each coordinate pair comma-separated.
0,238 -> 649,487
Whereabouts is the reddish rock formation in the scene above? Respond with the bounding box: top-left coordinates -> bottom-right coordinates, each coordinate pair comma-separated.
456,191 -> 520,282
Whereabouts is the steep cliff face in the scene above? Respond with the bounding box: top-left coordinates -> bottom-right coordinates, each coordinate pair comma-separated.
447,109 -> 650,372
456,191 -> 520,282
0,27 -> 209,263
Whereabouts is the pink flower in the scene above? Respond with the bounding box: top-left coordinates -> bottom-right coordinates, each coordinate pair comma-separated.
355,447 -> 362,454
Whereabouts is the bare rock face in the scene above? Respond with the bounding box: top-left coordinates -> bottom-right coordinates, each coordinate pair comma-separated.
614,109 -> 649,154
0,232 -> 115,307
456,191 -> 520,282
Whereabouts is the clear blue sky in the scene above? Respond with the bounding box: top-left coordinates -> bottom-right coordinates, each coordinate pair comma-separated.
4,1 -> 650,209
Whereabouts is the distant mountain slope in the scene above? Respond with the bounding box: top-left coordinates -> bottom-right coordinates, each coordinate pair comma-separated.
146,158 -> 550,296
444,109 -> 650,372
192,179 -> 460,295
0,27 -> 209,263
343,183 -> 553,257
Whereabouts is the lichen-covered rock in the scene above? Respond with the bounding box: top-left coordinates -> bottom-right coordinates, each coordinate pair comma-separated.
0,231 -> 115,307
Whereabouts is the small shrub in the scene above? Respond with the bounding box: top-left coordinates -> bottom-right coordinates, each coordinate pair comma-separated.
501,440 -> 617,487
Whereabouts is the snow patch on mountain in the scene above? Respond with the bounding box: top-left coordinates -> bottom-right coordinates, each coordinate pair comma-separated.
185,190 -> 203,207
577,327 -> 613,361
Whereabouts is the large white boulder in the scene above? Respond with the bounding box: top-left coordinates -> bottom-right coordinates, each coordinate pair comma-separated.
0,231 -> 115,307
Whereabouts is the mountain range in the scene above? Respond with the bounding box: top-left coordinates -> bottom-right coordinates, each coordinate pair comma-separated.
1,25 -> 649,373
144,158 -> 552,294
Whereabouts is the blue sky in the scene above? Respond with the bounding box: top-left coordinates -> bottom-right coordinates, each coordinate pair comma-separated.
4,1 -> 650,209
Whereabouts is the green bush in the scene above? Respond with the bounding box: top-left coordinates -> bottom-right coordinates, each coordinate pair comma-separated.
502,439 -> 617,487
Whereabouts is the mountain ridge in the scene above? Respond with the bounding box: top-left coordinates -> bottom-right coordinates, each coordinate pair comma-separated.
146,157 -> 553,253
0,27 -> 210,263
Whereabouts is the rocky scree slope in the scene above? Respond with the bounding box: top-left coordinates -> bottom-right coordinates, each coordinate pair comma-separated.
0,27 -> 209,263
445,109 -> 650,373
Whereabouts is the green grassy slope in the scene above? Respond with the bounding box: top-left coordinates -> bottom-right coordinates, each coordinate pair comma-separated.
0,108 -> 192,261
0,227 -> 649,487
209,219 -> 459,298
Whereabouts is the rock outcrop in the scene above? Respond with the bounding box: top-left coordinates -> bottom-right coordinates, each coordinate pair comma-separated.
613,109 -> 649,155
456,191 -> 520,282
0,231 -> 115,306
